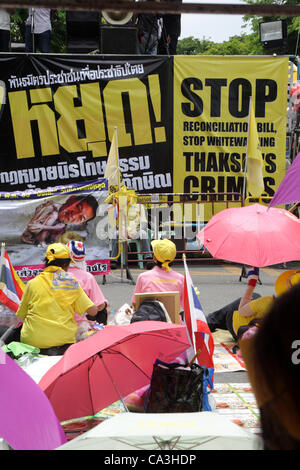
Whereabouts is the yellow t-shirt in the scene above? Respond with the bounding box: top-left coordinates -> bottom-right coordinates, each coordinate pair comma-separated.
232,295 -> 274,336
16,266 -> 94,348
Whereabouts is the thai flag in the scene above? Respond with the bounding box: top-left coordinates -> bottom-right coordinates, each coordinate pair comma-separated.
0,247 -> 24,312
183,257 -> 214,370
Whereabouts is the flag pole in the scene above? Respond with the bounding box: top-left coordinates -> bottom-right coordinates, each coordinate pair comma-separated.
114,126 -> 120,191
243,96 -> 252,201
114,126 -> 124,280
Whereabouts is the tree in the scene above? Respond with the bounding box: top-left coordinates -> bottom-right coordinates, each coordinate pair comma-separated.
177,36 -> 214,55
177,33 -> 264,56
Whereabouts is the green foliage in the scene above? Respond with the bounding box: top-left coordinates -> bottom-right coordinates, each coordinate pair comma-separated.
11,9 -> 27,43
50,10 -> 66,53
177,33 -> 264,56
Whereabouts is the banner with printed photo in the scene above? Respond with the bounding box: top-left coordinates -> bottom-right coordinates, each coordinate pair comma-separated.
0,179 -> 109,280
173,56 -> 289,220
0,54 -> 173,194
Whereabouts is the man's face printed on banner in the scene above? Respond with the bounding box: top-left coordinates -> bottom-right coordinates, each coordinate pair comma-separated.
58,196 -> 96,225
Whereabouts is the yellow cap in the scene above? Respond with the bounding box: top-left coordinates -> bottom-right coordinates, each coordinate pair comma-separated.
151,239 -> 176,272
275,270 -> 300,296
45,243 -> 71,263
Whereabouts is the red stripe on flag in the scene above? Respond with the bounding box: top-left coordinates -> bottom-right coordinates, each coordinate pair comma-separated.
0,290 -> 19,313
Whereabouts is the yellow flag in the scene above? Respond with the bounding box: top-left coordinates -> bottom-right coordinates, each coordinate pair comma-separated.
246,102 -> 264,196
104,129 -> 122,196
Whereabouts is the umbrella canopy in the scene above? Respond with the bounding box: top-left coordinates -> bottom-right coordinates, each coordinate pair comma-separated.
57,411 -> 261,450
0,351 -> 66,450
39,321 -> 190,422
269,151 -> 300,208
197,203 -> 300,267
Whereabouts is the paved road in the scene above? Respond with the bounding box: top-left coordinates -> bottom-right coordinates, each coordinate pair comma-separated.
96,260 -> 300,384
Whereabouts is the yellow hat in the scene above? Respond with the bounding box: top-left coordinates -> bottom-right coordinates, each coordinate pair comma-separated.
151,239 -> 176,272
275,269 -> 300,296
45,243 -> 71,263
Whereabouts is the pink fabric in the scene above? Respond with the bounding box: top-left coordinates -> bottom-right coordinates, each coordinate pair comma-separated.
68,266 -> 107,323
197,203 -> 300,268
131,265 -> 185,307
39,322 -> 190,422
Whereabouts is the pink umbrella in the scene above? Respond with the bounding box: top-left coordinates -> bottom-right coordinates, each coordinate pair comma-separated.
197,203 -> 300,267
39,321 -> 190,422
0,351 -> 66,450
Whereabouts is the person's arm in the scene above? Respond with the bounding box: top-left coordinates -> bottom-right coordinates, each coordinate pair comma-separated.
86,304 -> 98,317
97,302 -> 106,311
238,267 -> 259,317
86,301 -> 107,322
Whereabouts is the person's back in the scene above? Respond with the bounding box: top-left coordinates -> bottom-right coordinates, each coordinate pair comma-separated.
16,243 -> 97,353
18,267 -> 85,348
66,240 -> 108,324
131,239 -> 184,309
132,265 -> 184,307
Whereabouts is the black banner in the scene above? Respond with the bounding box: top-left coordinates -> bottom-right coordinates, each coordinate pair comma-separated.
0,54 -> 173,193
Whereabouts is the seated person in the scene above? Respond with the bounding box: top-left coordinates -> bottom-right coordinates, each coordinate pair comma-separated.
67,240 -> 108,325
206,268 -> 300,341
16,243 -> 98,355
131,238 -> 184,311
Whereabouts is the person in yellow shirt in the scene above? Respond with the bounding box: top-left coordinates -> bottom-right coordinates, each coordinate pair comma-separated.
16,243 -> 98,355
207,268 -> 300,341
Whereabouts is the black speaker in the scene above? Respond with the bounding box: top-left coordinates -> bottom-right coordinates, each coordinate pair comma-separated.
66,11 -> 101,53
100,25 -> 139,54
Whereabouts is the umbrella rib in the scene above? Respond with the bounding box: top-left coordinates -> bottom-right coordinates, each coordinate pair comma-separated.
62,330 -> 185,374
103,348 -> 151,380
98,353 -> 129,412
112,437 -> 159,450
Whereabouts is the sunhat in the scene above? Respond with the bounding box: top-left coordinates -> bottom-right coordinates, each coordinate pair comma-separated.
151,239 -> 176,272
45,243 -> 70,262
275,269 -> 300,296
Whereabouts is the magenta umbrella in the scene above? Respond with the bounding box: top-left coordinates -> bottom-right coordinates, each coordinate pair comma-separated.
197,203 -> 300,267
0,350 -> 66,450
269,152 -> 300,208
39,321 -> 190,422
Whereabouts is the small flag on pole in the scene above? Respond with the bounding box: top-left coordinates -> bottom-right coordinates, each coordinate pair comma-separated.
246,100 -> 264,197
183,256 -> 214,370
0,244 -> 25,312
104,127 -> 122,195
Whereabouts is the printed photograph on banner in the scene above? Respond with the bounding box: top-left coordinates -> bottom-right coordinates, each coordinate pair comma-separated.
173,56 -> 288,220
0,180 -> 110,280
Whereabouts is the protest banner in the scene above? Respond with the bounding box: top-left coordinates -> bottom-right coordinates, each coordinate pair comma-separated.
0,179 -> 109,280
